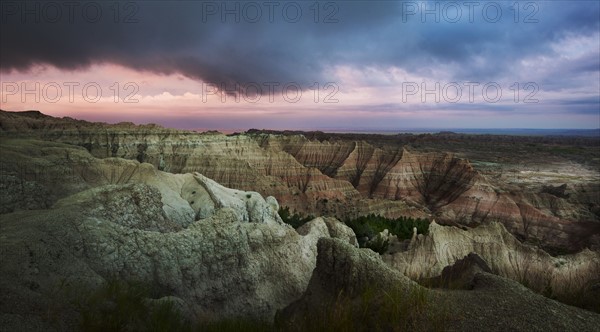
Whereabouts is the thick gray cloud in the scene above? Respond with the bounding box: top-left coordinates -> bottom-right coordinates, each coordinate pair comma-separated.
1,0 -> 598,94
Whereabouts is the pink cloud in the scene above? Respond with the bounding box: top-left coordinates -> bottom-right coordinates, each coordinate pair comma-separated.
1,63 -> 598,130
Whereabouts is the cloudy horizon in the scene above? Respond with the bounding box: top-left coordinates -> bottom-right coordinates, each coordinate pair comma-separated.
1,0 -> 599,130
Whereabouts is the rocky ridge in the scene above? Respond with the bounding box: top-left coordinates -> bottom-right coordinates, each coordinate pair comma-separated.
1,122 -> 599,330
383,221 -> 600,308
278,238 -> 600,331
0,153 -> 359,331
2,110 -> 597,252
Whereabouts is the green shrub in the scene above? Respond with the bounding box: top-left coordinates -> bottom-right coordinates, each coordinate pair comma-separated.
278,206 -> 314,229
364,233 -> 389,255
345,214 -> 429,248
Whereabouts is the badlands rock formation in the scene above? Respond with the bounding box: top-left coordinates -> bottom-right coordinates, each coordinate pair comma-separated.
384,221 -> 600,308
2,110 -> 598,252
278,238 -> 600,331
422,252 -> 493,289
182,173 -> 283,225
0,136 -> 360,330
1,111 -> 599,330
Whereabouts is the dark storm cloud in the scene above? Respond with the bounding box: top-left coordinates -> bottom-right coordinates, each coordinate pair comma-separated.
1,0 -> 598,93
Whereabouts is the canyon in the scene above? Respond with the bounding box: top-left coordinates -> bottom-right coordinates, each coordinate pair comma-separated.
1,110 -> 599,330
2,110 -> 598,253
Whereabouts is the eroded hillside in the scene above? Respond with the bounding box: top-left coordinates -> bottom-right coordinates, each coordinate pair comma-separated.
1,110 -> 598,253
1,121 -> 599,330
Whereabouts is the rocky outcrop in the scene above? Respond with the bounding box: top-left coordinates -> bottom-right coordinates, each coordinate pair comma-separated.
181,172 -> 283,225
422,252 -> 492,289
383,222 -> 600,308
278,238 -> 600,331
0,132 -> 364,329
0,169 -> 359,331
276,238 -> 418,331
54,183 -> 186,232
321,217 -> 360,247
0,138 -> 196,225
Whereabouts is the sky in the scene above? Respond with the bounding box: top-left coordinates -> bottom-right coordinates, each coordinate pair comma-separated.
1,0 -> 599,131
